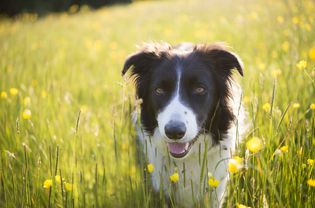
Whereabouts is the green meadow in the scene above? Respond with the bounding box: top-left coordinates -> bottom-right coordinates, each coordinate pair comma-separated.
0,0 -> 314,207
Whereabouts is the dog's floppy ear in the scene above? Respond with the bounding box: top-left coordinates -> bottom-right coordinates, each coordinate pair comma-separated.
195,43 -> 244,76
122,51 -> 158,76
122,43 -> 170,77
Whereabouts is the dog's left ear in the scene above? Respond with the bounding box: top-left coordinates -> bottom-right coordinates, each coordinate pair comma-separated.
195,43 -> 244,76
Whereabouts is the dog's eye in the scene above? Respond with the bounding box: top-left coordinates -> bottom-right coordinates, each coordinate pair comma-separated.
193,87 -> 206,94
155,87 -> 165,95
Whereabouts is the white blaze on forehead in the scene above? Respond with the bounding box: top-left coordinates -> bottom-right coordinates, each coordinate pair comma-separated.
156,65 -> 199,142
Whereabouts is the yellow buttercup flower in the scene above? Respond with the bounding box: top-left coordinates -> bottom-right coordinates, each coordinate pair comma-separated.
1,91 -> 7,99
9,88 -> 19,96
64,182 -> 74,191
281,41 -> 290,52
307,159 -> 314,166
292,103 -> 300,109
292,16 -> 299,25
22,109 -> 32,120
262,103 -> 271,112
296,60 -> 307,70
55,175 -> 61,184
208,176 -> 220,188
310,103 -> 315,110
309,47 -> 315,61
147,163 -> 154,173
41,90 -> 47,98
276,16 -> 284,24
307,179 -> 315,187
43,179 -> 53,189
228,156 -> 243,173
271,69 -> 282,78
280,145 -> 288,153
169,172 -> 179,183
237,204 -> 251,208
246,137 -> 263,153
23,97 -> 31,106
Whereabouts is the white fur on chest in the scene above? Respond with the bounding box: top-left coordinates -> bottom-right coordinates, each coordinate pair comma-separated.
134,82 -> 247,208
137,129 -> 236,208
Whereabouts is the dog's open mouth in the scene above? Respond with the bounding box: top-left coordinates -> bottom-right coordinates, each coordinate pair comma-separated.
167,139 -> 197,158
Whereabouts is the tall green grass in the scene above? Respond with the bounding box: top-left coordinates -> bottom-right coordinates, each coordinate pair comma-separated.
0,0 -> 314,207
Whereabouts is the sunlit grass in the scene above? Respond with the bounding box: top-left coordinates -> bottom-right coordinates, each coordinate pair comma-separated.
0,0 -> 314,207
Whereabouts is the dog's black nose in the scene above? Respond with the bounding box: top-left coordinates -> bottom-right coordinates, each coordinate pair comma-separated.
165,121 -> 186,140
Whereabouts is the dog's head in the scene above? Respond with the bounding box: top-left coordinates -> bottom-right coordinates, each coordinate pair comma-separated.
122,42 -> 243,159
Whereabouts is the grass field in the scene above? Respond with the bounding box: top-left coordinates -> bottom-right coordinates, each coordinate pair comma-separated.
0,0 -> 315,207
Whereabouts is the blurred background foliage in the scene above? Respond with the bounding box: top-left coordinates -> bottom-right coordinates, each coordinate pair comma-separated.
0,0 -> 135,16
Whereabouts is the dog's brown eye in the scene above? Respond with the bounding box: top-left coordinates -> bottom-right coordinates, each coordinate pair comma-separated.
194,87 -> 206,94
155,88 -> 165,95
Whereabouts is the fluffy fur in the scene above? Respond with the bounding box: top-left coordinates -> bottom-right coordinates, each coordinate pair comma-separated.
122,42 -> 247,207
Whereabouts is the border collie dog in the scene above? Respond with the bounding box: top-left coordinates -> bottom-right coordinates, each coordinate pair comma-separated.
122,42 -> 246,207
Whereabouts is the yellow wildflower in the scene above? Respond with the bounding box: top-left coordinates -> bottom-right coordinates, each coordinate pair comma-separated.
22,109 -> 32,120
310,103 -> 315,110
297,148 -> 303,156
292,16 -> 299,25
262,103 -> 271,112
292,103 -> 300,109
41,90 -> 47,98
43,179 -> 53,189
307,159 -> 314,166
228,156 -> 244,173
307,179 -> 315,187
64,182 -> 74,191
170,172 -> 179,183
246,137 -> 263,153
281,41 -> 290,52
1,91 -> 7,99
80,105 -> 88,114
296,60 -> 307,70
309,47 -> 315,61
55,175 -> 61,184
236,204 -> 251,208
242,96 -> 250,104
276,16 -> 284,24
23,97 -> 31,106
280,145 -> 288,153
9,88 -> 19,96
208,176 -> 220,188
147,163 -> 154,173
271,69 -> 282,78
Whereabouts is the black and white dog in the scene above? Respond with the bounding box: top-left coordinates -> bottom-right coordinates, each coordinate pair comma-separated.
122,42 -> 246,207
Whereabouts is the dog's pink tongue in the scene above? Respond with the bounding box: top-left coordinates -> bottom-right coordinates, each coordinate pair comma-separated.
167,142 -> 189,154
